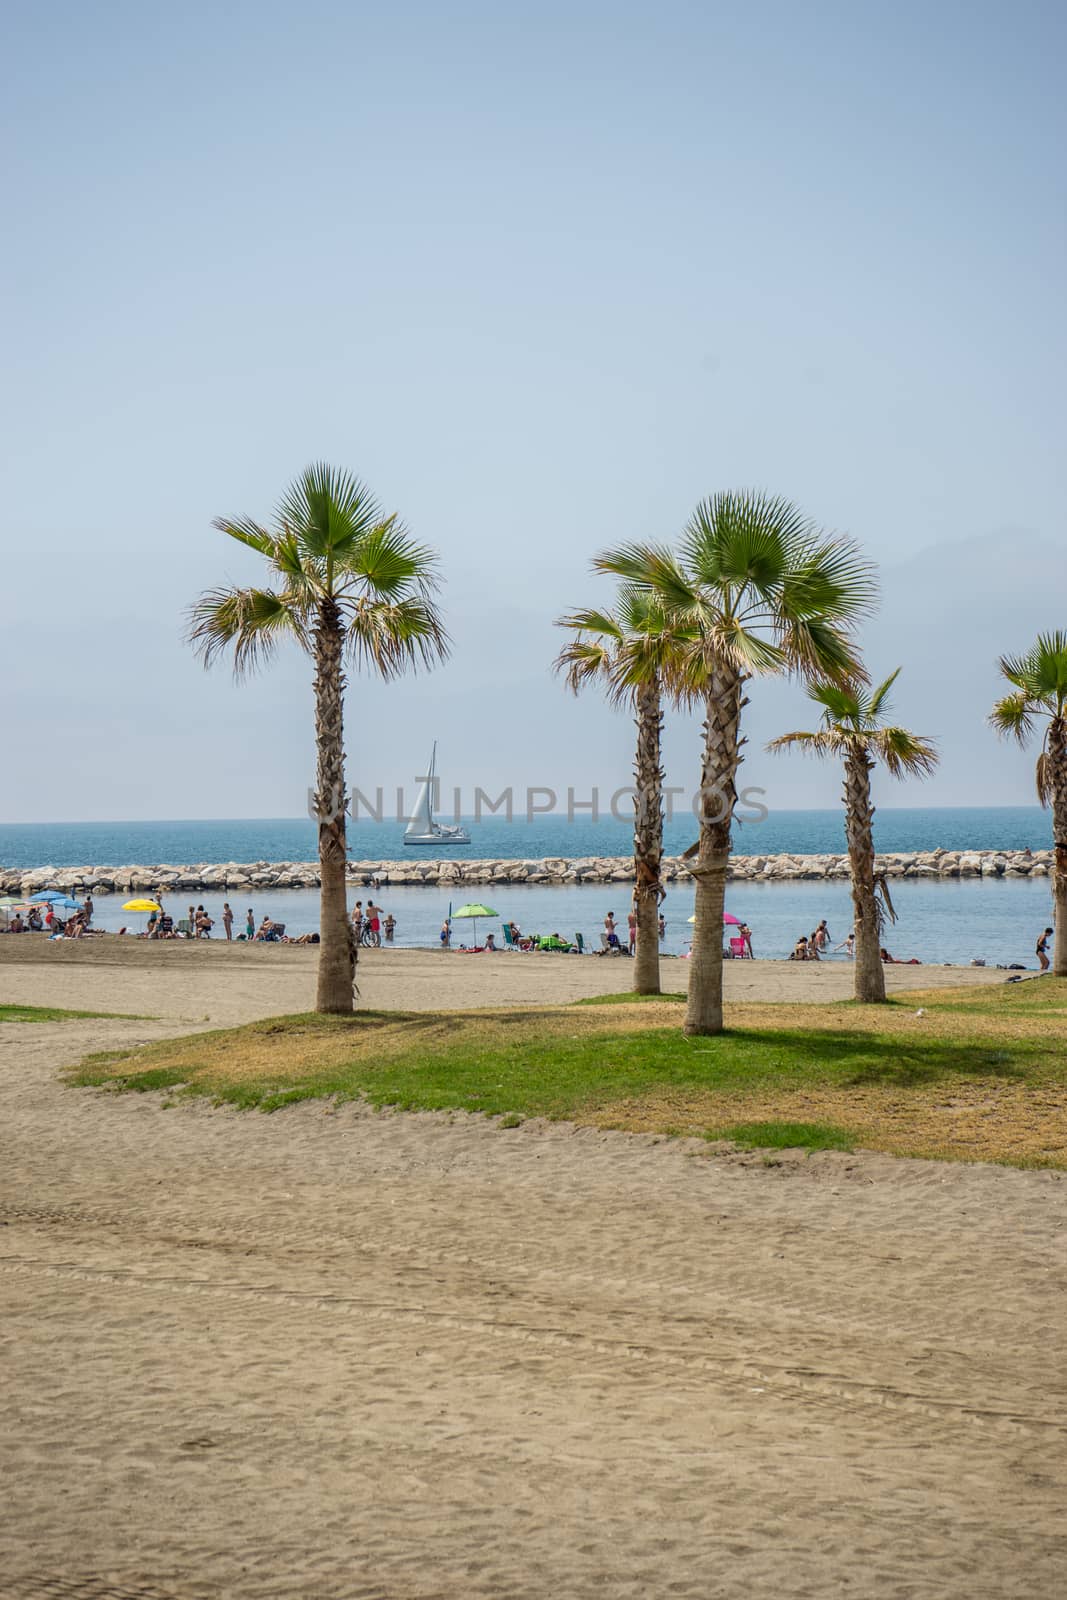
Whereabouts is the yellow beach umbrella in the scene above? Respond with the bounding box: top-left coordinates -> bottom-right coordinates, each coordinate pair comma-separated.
122,897 -> 161,931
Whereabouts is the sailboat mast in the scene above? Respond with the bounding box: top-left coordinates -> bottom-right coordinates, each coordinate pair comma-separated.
428,741 -> 437,824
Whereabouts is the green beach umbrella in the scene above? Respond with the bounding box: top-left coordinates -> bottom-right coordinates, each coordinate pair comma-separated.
451,903 -> 498,948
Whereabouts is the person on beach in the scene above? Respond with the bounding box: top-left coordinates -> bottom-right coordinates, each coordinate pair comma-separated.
604,912 -> 621,951
222,902 -> 233,941
146,910 -> 159,938
658,914 -> 666,940
188,905 -> 196,936
440,918 -> 451,948
1037,927 -> 1054,973
351,901 -> 363,941
834,930 -> 855,958
739,922 -> 753,957
627,909 -> 637,955
195,904 -> 213,937
807,931 -> 821,961
367,902 -> 382,946
383,913 -> 396,942
813,920 -> 830,952
245,908 -> 255,940
82,894 -> 93,926
485,932 -> 497,951
790,935 -> 809,961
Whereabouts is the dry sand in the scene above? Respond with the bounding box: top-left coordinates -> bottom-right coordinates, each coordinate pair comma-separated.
1,941 -> 1064,1599
0,935 -> 1008,1026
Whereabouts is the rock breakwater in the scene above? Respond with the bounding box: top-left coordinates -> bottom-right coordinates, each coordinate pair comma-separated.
1,848 -> 1052,896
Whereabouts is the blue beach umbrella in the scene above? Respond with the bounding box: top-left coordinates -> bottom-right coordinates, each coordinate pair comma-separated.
30,891 -> 71,903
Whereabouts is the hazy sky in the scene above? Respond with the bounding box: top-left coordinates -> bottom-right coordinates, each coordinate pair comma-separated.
3,0 -> 1064,823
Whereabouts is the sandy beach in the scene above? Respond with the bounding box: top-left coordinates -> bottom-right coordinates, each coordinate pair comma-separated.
1,941 -> 1064,1598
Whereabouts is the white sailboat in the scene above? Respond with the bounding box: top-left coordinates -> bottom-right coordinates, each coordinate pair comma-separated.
404,743 -> 471,846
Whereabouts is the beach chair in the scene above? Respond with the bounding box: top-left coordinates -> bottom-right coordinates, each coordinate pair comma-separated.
728,936 -> 750,959
574,932 -> 585,953
502,925 -> 516,949
175,918 -> 191,936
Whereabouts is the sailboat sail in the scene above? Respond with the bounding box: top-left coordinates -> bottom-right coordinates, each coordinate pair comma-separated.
404,743 -> 470,845
404,746 -> 437,840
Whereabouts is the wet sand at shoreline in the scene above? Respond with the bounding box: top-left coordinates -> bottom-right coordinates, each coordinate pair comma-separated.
1,939 -> 1062,1599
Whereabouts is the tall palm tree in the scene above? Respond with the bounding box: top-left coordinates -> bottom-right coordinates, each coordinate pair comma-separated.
189,463 -> 449,1014
989,631 -> 1067,976
600,492 -> 876,1035
768,670 -> 938,1002
555,588 -> 693,993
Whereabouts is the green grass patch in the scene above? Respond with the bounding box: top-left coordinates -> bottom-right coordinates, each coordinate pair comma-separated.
710,1120 -> 855,1154
64,985 -> 1067,1168
0,1003 -> 149,1024
574,992 -> 687,1005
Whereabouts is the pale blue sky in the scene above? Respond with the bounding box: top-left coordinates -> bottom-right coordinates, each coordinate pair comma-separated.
2,0 -> 1064,821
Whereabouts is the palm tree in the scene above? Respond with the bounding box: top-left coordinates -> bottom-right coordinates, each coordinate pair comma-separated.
555,588 -> 692,993
600,492 -> 876,1035
989,631 -> 1067,976
768,670 -> 938,1002
189,463 -> 449,1014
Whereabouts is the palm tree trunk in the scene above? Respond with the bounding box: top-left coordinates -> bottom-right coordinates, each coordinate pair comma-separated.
632,677 -> 664,995
1051,718 -> 1067,978
313,597 -> 356,1014
686,666 -> 744,1036
844,746 -> 885,1003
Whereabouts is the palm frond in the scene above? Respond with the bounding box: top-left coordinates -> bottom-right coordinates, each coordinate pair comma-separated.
681,492 -> 804,595
1035,750 -> 1053,807
780,615 -> 866,686
554,637 -> 617,698
868,667 -> 901,720
780,533 -> 878,625
555,607 -> 626,644
807,680 -> 862,723
345,595 -> 450,679
339,514 -> 441,599
595,543 -> 697,612
210,516 -> 278,558
277,462 -> 386,561
765,729 -> 845,759
988,691 -> 1035,745
871,727 -> 939,779
186,586 -> 304,677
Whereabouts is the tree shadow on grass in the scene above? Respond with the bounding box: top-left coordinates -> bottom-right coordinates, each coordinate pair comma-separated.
732,1028 -> 1032,1087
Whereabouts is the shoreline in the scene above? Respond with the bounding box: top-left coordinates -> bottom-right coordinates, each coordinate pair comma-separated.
1,846 -> 1053,896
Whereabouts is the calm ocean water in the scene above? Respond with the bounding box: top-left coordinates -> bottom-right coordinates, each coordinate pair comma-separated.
2,809 -> 1054,966
0,806 -> 1051,869
69,878 -> 1053,967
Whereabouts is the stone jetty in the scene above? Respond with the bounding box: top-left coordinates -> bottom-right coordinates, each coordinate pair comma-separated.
1,848 -> 1052,897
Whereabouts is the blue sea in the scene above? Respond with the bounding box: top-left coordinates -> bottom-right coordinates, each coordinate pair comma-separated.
0,809 -> 1055,967
0,806 -> 1051,870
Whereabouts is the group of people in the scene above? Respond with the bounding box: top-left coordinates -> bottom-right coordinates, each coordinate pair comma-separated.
3,895 -> 96,938
605,910 -> 666,955
789,921 -> 834,961
139,901 -> 316,943
351,900 -> 395,946
787,922 -> 925,964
